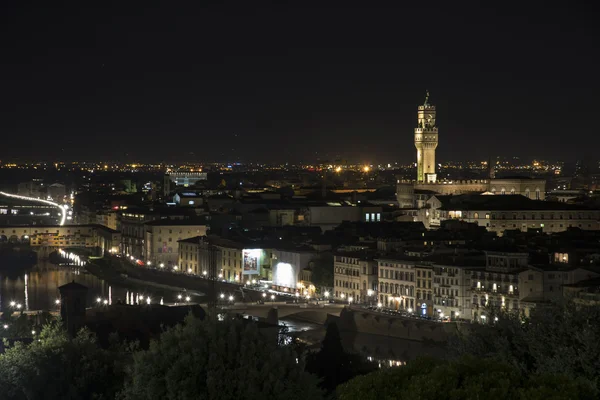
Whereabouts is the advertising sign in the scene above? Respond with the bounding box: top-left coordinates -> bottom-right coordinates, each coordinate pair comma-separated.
242,249 -> 261,275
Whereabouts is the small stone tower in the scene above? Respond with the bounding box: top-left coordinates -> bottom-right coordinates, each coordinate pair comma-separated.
414,91 -> 439,183
58,281 -> 88,337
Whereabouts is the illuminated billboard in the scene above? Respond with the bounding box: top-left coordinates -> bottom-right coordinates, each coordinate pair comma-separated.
242,249 -> 262,275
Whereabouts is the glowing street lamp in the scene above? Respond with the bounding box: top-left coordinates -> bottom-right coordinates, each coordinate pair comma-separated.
228,295 -> 234,302
220,293 -> 225,299
16,304 -> 22,310
55,299 -> 61,305
187,268 -> 192,273
270,295 -> 275,301
348,296 -> 353,304
160,263 -> 165,268
96,297 -> 102,303
203,271 -> 207,276
377,302 -> 383,308
177,294 -> 183,301
185,296 -> 191,302
340,293 -> 346,299
324,291 -> 330,298
262,293 -> 267,298
147,261 -> 152,266
103,299 -> 108,305
9,301 -> 15,307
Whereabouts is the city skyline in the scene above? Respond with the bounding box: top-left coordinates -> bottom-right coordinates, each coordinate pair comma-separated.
1,3 -> 597,163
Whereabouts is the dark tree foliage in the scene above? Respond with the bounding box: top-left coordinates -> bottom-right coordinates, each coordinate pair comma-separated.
306,322 -> 377,394
337,356 -> 598,400
120,315 -> 323,400
453,301 -> 600,382
0,321 -> 129,400
311,252 -> 334,288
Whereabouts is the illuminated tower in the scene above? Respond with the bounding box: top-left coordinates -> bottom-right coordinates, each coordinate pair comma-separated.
414,91 -> 438,183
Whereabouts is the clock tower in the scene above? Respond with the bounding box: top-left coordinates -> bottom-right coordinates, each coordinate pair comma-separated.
414,91 -> 438,183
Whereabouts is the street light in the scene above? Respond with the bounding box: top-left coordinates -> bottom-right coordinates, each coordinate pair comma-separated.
160,263 -> 165,268
262,293 -> 267,298
16,304 -> 22,310
220,293 -> 225,299
146,297 -> 151,305
177,294 -> 183,301
31,330 -> 36,335
348,296 -> 353,304
270,295 -> 275,301
203,271 -> 207,276
185,296 -> 191,302
228,295 -> 234,302
55,299 -> 61,305
187,268 -> 192,273
3,325 -> 8,329
9,301 -> 15,307
340,293 -> 346,299
147,261 -> 152,266
377,302 -> 383,308
96,298 -> 102,303
407,307 -> 413,313
103,299 -> 108,305
324,291 -> 330,298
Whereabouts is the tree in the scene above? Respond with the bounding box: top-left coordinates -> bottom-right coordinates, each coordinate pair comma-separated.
306,322 -> 377,394
120,315 -> 323,400
452,301 -> 600,382
337,356 -> 598,400
0,321 -> 128,400
311,252 -> 333,289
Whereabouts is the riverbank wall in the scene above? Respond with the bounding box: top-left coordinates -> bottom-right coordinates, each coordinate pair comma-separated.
332,307 -> 464,343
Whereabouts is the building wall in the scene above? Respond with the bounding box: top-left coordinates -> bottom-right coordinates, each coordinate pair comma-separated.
144,225 -> 207,267
489,179 -> 546,200
414,181 -> 489,195
178,242 -> 200,275
219,246 -> 243,282
271,250 -> 314,289
432,265 -> 473,319
377,259 -> 416,310
415,265 -> 433,315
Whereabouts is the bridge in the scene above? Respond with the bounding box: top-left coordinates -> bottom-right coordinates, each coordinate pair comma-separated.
0,191 -> 67,226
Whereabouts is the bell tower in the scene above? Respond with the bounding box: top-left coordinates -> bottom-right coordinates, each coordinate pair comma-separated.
414,91 -> 438,183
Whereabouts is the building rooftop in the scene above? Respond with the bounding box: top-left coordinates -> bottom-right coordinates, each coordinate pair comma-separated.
435,194 -> 595,211
144,219 -> 208,227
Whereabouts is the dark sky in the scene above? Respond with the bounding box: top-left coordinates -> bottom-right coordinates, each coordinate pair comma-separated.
0,2 -> 597,164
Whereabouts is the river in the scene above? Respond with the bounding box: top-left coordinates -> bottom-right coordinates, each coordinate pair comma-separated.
0,261 -> 200,312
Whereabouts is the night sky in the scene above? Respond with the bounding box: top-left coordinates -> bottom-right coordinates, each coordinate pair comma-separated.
0,2 -> 597,164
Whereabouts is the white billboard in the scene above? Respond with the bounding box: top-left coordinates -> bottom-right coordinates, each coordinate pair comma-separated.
242,249 -> 261,275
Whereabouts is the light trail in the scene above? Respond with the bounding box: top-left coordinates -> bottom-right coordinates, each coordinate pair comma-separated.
0,191 -> 67,226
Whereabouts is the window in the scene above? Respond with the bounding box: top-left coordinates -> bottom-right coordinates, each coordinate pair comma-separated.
474,212 -> 479,219
365,213 -> 370,222
535,189 -> 540,200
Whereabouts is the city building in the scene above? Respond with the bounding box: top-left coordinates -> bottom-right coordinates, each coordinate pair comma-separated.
415,263 -> 433,316
375,256 -> 416,310
469,252 -> 527,320
143,220 -> 208,268
333,251 -> 377,304
271,248 -> 317,291
420,194 -> 600,234
164,171 -> 208,196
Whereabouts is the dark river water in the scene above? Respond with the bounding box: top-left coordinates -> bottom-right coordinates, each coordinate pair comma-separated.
0,261 -> 197,312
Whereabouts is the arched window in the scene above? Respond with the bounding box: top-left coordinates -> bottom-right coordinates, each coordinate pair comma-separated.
501,188 -> 506,195
473,212 -> 479,219
535,188 -> 541,200
510,188 -> 516,194
525,188 -> 530,198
